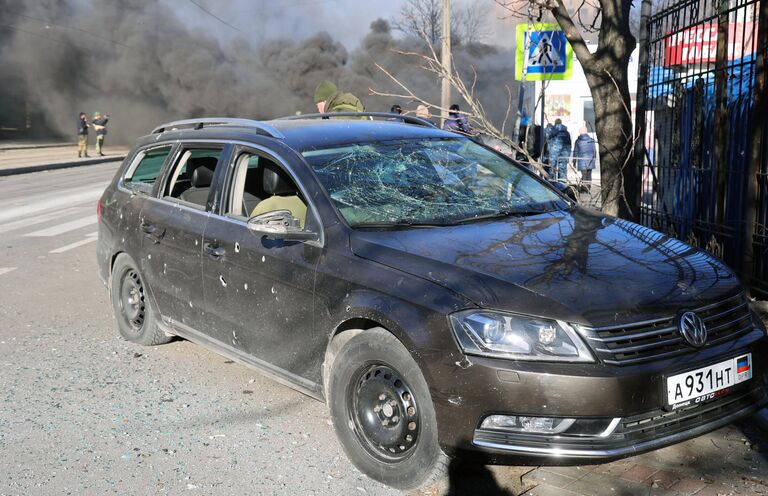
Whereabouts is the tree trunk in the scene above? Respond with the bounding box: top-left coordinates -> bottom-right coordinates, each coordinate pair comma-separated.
549,0 -> 637,218
586,67 -> 635,217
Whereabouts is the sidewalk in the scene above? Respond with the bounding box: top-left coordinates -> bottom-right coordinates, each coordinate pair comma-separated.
0,143 -> 129,176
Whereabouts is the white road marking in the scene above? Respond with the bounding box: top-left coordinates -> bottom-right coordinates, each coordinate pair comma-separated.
0,207 -> 86,234
0,186 -> 105,224
0,267 -> 17,276
49,235 -> 98,254
24,215 -> 97,237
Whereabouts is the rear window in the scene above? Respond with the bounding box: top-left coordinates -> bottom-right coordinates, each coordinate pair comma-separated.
124,146 -> 173,194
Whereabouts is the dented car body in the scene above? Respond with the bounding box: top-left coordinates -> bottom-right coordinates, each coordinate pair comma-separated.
98,115 -> 768,490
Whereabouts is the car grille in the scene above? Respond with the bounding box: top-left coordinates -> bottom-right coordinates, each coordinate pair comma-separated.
616,387 -> 764,439
582,293 -> 753,365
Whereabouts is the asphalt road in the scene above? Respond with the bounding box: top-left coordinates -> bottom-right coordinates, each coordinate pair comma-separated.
0,163 -> 766,496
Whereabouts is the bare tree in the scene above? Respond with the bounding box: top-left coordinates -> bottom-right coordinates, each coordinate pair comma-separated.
454,2 -> 493,44
369,17 -> 603,204
498,0 -> 638,217
369,33 -> 550,176
391,0 -> 491,46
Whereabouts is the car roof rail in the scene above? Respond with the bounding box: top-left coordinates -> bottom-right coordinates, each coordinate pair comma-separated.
276,112 -> 438,128
151,117 -> 286,139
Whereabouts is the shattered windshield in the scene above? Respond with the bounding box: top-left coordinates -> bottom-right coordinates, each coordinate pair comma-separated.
302,138 -> 567,227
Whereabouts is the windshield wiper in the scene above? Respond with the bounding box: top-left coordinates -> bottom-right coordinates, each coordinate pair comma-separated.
351,219 -> 445,228
450,208 -> 542,224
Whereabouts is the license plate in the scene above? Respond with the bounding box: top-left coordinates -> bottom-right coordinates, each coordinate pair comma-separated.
666,354 -> 752,408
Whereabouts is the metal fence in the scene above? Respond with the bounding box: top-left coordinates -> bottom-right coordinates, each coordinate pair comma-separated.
637,0 -> 768,298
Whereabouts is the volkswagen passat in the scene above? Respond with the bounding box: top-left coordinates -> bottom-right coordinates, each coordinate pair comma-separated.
97,114 -> 768,490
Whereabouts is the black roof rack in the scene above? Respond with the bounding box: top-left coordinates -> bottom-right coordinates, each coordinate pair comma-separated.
276,112 -> 438,128
151,118 -> 285,139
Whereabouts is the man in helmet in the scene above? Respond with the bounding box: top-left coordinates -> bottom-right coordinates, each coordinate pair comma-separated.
313,81 -> 338,113
313,81 -> 365,117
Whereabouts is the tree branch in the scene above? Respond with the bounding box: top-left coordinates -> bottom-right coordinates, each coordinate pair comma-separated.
550,0 -> 593,66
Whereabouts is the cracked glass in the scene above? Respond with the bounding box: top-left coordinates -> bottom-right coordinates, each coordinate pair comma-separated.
302,138 -> 567,226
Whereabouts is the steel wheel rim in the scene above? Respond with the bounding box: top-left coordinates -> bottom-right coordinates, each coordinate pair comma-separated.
119,268 -> 145,332
348,363 -> 420,462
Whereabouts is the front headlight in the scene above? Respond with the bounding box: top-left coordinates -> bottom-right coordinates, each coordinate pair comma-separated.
449,310 -> 594,362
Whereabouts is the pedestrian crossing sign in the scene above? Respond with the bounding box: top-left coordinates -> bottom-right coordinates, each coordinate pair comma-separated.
515,23 -> 573,81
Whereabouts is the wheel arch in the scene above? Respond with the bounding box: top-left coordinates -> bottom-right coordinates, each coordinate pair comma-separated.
322,315 -> 419,402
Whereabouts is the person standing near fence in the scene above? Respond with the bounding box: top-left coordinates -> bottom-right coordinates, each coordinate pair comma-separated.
547,119 -> 572,182
573,126 -> 597,192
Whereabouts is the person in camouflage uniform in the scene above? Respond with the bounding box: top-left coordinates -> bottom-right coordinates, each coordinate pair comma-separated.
313,81 -> 365,118
92,112 -> 110,156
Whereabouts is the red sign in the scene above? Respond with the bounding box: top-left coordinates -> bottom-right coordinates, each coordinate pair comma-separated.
664,22 -> 757,66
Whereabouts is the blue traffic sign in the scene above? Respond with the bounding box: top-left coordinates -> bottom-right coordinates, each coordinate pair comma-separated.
515,24 -> 573,81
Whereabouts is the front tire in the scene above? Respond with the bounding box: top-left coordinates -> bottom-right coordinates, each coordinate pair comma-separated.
327,328 -> 447,490
110,253 -> 170,346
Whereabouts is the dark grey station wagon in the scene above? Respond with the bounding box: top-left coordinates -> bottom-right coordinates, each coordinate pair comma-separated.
97,114 -> 768,490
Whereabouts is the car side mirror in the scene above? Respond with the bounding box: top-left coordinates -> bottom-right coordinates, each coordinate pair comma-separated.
247,209 -> 318,241
548,180 -> 579,203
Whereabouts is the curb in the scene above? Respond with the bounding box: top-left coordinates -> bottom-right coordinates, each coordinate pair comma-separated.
0,143 -> 73,151
0,155 -> 126,177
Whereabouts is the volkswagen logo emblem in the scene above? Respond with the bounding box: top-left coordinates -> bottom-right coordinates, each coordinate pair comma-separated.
678,311 -> 707,347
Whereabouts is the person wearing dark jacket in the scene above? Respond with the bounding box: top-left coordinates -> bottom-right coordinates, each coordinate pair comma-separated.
77,112 -> 90,158
573,126 -> 597,190
442,104 -> 475,136
547,119 -> 572,182
517,116 -> 542,162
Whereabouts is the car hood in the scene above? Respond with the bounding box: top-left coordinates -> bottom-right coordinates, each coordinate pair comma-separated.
350,208 -> 741,327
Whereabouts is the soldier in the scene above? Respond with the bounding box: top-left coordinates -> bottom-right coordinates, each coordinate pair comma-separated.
92,112 -> 110,156
77,112 -> 90,158
313,81 -> 338,113
313,81 -> 365,117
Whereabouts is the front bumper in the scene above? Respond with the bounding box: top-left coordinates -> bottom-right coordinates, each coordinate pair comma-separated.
471,386 -> 766,459
429,329 -> 768,461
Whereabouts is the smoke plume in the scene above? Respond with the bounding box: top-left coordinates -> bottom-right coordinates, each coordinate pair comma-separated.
0,0 -> 518,144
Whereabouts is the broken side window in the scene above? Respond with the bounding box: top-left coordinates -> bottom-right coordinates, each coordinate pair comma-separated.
124,146 -> 173,195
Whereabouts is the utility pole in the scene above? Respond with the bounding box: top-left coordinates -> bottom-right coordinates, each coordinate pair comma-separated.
632,0 -> 652,222
440,0 -> 451,127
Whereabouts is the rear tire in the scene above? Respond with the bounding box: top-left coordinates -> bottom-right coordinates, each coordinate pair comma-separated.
327,328 -> 448,490
110,253 -> 171,346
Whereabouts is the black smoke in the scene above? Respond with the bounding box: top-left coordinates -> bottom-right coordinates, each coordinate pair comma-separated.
0,0 -> 518,144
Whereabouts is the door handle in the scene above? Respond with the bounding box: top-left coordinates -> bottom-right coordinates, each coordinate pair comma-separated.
140,222 -> 165,242
204,243 -> 226,258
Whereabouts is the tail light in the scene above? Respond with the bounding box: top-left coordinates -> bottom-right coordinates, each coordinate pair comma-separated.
97,199 -> 102,223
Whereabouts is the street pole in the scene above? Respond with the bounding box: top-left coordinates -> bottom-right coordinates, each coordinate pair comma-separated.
440,0 -> 451,127
632,0 -> 652,222
540,82 -> 545,167
513,25 -> 532,145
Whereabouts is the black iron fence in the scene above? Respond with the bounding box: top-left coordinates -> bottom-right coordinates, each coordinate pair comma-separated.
637,0 -> 768,298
